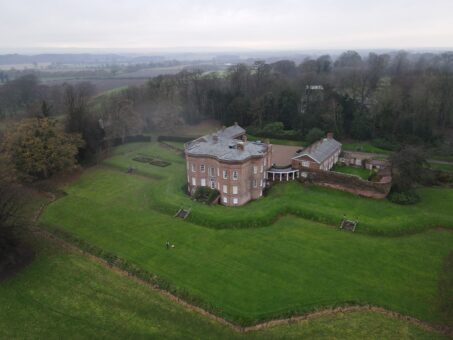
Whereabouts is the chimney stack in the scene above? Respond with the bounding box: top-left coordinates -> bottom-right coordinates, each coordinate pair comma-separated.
234,122 -> 238,126
242,134 -> 247,143
327,132 -> 334,139
237,142 -> 244,151
213,134 -> 219,143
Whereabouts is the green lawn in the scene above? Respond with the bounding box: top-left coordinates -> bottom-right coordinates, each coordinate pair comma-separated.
430,162 -> 453,173
101,142 -> 453,235
334,165 -> 371,180
1,240 -> 444,339
342,142 -> 391,155
38,142 -> 453,327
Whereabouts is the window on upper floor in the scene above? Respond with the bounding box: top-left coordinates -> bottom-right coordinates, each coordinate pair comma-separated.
223,170 -> 228,179
233,170 -> 239,180
200,164 -> 205,172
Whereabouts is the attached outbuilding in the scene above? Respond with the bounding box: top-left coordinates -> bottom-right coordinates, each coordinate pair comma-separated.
292,133 -> 342,171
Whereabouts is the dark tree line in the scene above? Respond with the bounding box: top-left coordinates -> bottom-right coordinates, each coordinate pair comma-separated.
104,50 -> 452,145
0,74 -> 66,118
2,50 -> 453,148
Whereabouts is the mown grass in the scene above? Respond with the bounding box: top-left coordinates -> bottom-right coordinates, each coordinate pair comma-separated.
334,165 -> 371,180
1,239 -> 444,339
102,142 -> 453,236
342,142 -> 392,154
39,142 -> 453,326
430,162 -> 453,173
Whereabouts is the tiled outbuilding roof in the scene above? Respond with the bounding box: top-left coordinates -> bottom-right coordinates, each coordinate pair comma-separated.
293,137 -> 342,164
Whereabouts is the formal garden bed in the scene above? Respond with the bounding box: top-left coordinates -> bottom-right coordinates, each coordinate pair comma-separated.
133,155 -> 171,167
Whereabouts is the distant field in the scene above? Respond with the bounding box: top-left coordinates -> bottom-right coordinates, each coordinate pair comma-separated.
118,65 -> 186,78
1,239 -> 444,339
39,142 -> 453,328
0,62 -> 51,70
35,65 -> 188,93
41,77 -> 149,94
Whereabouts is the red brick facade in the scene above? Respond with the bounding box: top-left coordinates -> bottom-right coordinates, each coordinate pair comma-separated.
291,135 -> 341,171
291,150 -> 340,171
186,147 -> 272,206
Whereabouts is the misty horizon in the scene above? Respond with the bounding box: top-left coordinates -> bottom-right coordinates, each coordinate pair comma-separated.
1,0 -> 453,54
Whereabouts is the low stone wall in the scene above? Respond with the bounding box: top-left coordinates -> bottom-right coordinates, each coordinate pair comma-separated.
298,167 -> 392,199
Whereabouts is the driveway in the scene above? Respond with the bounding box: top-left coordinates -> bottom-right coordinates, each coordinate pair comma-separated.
271,144 -> 303,166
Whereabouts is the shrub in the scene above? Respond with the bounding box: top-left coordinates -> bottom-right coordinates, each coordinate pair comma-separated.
371,138 -> 400,151
261,122 -> 285,135
247,122 -> 302,141
193,187 -> 220,204
4,117 -> 84,181
132,156 -> 171,167
387,189 -> 420,205
157,135 -> 193,143
124,135 -> 151,143
305,128 -> 325,144
435,170 -> 453,184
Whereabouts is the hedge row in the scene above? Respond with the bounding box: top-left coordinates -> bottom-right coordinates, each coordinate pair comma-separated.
100,135 -> 152,149
157,135 -> 193,143
148,181 -> 449,237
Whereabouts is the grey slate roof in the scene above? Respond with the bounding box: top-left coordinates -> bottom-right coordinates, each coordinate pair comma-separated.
185,125 -> 268,162
218,124 -> 246,139
293,138 -> 342,164
268,166 -> 298,173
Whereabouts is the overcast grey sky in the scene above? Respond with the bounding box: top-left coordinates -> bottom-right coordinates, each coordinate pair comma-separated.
1,0 -> 453,53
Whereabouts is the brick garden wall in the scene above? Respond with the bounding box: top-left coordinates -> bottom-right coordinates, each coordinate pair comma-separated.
298,168 -> 392,199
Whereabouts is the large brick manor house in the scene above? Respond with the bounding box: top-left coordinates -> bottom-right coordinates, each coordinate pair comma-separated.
184,124 -> 272,206
184,124 -> 343,206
